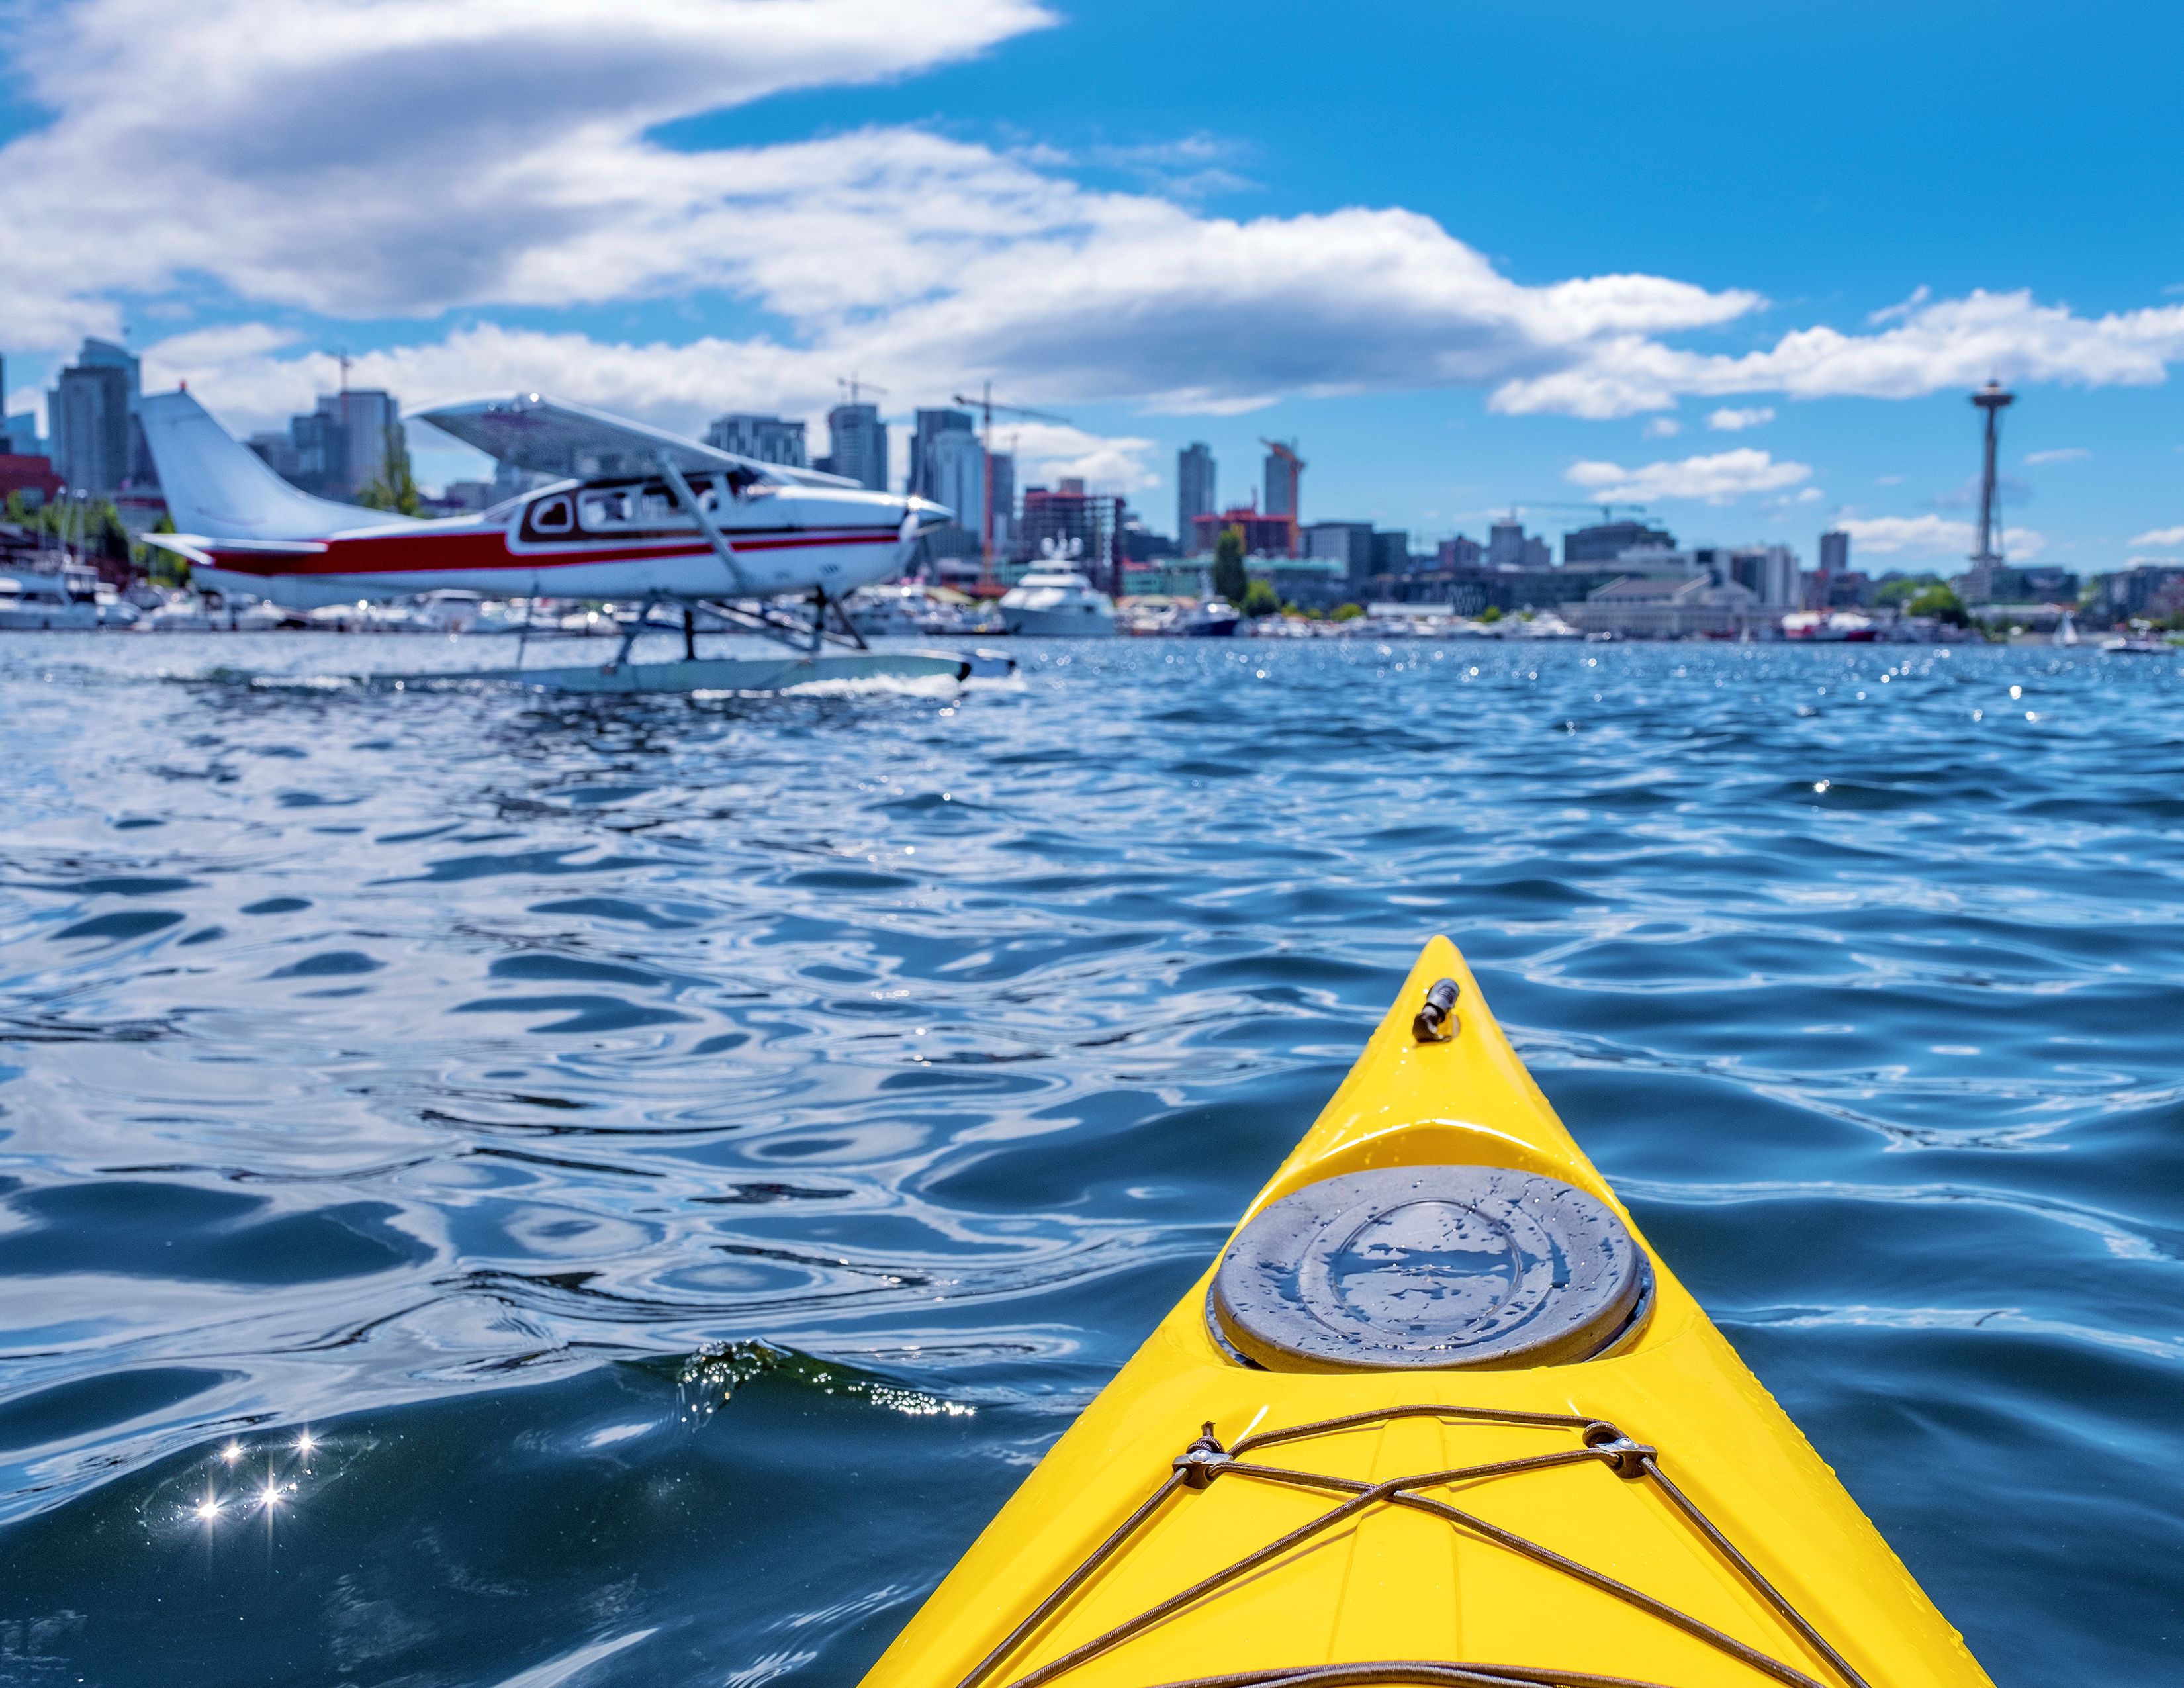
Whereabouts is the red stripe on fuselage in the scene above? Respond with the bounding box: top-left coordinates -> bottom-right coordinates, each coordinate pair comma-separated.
201,527 -> 897,579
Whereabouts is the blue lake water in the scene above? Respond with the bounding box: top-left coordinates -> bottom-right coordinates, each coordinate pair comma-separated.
0,633 -> 2178,1685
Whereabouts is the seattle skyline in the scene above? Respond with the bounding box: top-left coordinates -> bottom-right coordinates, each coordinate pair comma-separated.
4,1 -> 2183,569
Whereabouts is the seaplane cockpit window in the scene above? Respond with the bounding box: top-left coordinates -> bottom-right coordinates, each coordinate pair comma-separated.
530,494 -> 574,534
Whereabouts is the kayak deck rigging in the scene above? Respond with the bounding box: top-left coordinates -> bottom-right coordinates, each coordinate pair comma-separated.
956,1404 -> 1869,1688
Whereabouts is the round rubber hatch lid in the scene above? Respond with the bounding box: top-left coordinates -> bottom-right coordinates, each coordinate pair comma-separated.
1210,1165 -> 1647,1371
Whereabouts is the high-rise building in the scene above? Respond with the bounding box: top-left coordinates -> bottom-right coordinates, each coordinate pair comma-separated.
1725,545 -> 1799,607
1487,517 -> 1527,569
1371,530 -> 1411,576
1263,440 -> 1302,520
51,363 -> 132,492
1563,519 -> 1676,565
1178,442 -> 1216,543
825,402 -> 887,492
705,413 -> 807,467
1818,530 -> 1849,577
320,389 -> 402,494
1438,535 -> 1484,569
988,451 -> 1015,550
923,426 -> 985,531
907,408 -> 975,500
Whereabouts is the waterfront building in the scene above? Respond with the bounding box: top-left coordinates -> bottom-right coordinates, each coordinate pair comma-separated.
1304,520 -> 1375,586
1439,535 -> 1483,569
823,402 -> 888,491
1565,518 -> 1676,564
1190,505 -> 1293,557
705,412 -> 807,467
1818,529 -> 1849,576
0,452 -> 62,508
1178,442 -> 1215,543
1563,573 -> 1769,639
2087,564 -> 2183,623
1962,563 -> 2079,606
1122,521 -> 1180,562
1371,529 -> 1410,577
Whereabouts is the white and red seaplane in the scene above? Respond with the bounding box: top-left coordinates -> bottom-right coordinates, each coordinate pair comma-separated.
135,389 -> 992,692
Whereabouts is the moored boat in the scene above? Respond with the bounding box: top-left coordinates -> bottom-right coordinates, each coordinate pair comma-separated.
861,938 -> 1992,1688
999,567 -> 1116,638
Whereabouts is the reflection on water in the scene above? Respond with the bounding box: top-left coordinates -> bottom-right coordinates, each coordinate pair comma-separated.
0,633 -> 2179,1685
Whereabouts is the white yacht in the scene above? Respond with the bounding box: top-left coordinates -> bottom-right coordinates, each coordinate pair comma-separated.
0,569 -> 103,630
998,561 -> 1115,638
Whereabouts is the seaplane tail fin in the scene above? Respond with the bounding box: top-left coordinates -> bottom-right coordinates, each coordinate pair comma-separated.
140,391 -> 416,541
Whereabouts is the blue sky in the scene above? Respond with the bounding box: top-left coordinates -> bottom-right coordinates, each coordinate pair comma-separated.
4,0 -> 2182,571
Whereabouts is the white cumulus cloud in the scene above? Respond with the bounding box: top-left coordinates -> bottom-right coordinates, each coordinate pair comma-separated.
2025,447 -> 2090,464
1707,406 -> 1775,431
1642,417 -> 1681,438
2128,526 -> 2184,546
1835,514 -> 2046,560
8,0 -> 2184,436
1565,449 -> 1810,504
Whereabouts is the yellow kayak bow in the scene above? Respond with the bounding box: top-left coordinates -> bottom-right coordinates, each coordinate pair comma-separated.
860,937 -> 1992,1688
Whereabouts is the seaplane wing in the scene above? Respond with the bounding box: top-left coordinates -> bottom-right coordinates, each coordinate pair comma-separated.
417,393 -> 861,489
136,389 -> 948,613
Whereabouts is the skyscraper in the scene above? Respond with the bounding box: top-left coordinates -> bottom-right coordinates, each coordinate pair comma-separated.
1178,442 -> 1215,545
1487,516 -> 1526,569
705,413 -> 807,467
1263,440 -> 1302,520
923,427 -> 985,531
323,389 -> 401,494
825,402 -> 887,491
51,363 -> 131,492
1818,530 -> 1849,576
907,408 -> 975,499
988,451 -> 1015,549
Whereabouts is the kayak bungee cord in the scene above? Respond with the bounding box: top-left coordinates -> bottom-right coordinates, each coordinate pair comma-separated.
954,1407 -> 1869,1688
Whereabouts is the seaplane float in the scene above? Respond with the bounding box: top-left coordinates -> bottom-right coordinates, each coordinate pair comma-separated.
134,389 -> 1011,694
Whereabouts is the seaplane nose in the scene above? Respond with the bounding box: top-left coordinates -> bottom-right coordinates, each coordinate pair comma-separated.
905,496 -> 952,530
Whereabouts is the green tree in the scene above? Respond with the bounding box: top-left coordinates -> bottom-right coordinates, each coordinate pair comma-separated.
1212,523 -> 1248,606
356,424 -> 422,515
1330,602 -> 1364,622
1905,583 -> 1968,626
1479,604 -> 1502,624
3,489 -> 24,524
1876,573 -> 1944,608
1240,579 -> 1280,618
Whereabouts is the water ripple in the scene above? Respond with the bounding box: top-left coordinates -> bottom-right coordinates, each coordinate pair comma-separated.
0,634 -> 2179,1685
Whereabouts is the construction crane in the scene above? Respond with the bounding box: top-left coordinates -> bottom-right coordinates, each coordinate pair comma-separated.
1512,500 -> 1653,524
1259,439 -> 1305,553
835,373 -> 889,406
954,385 -> 1070,583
